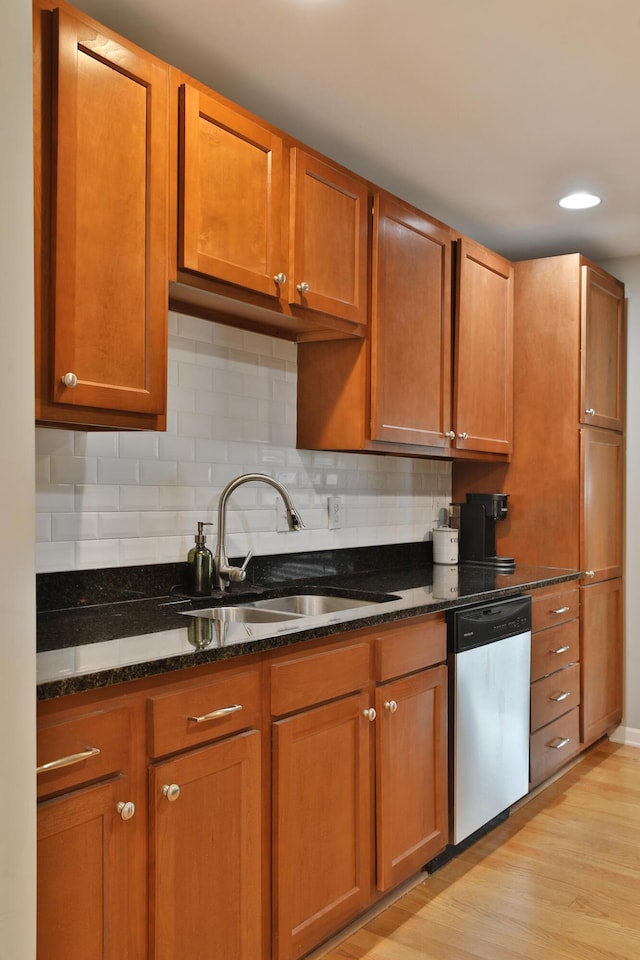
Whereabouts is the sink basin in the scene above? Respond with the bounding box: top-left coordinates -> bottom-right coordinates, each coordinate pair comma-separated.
246,594 -> 383,616
182,606 -> 303,623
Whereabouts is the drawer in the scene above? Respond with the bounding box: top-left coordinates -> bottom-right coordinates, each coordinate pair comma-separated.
530,707 -> 580,786
37,705 -> 131,799
530,662 -> 580,733
270,641 -> 370,716
374,616 -> 446,683
532,587 -> 579,632
148,665 -> 261,758
531,619 -> 579,682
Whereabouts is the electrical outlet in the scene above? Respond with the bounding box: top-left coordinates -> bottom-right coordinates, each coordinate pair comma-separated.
327,496 -> 342,530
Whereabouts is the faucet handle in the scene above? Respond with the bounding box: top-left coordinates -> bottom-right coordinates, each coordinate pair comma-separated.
227,550 -> 253,583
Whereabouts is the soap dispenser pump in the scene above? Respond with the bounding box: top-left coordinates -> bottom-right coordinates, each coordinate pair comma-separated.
188,522 -> 214,596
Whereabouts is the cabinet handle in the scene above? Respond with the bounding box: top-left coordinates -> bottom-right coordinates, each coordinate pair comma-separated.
548,691 -> 571,703
273,272 -> 287,285
547,737 -> 571,750
297,281 -> 310,295
552,606 -> 570,615
457,432 -> 468,440
383,700 -> 398,713
362,708 -> 377,721
444,430 -> 456,440
162,783 -> 181,802
584,570 -> 595,578
60,372 -> 78,388
585,408 -> 596,416
188,704 -> 243,724
36,746 -> 100,775
116,801 -> 136,821
550,644 -> 571,655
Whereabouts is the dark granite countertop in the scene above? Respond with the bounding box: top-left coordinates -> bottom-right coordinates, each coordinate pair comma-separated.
36,545 -> 581,700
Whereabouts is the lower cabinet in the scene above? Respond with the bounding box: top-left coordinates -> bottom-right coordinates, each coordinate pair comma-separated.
150,731 -> 263,960
37,618 -> 448,960
580,577 -> 623,746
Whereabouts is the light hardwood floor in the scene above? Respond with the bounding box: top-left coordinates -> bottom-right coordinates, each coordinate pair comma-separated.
320,740 -> 640,960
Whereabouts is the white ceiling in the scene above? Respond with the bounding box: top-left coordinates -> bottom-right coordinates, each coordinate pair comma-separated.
73,0 -> 640,263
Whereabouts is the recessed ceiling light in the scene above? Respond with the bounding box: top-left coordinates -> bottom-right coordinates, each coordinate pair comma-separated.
558,192 -> 601,210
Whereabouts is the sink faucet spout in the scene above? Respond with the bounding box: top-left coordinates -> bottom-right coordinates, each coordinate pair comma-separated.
214,473 -> 304,590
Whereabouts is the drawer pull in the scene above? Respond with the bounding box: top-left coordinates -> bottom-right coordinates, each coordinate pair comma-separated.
188,704 -> 243,724
547,736 -> 571,750
36,746 -> 101,775
552,606 -> 570,615
550,645 -> 571,655
549,691 -> 571,703
116,801 -> 136,821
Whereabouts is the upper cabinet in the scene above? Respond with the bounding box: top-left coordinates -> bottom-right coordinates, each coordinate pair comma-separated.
297,201 -> 513,462
452,238 -> 514,457
170,75 -> 368,341
580,265 -> 625,432
33,1 -> 169,430
370,194 -> 452,448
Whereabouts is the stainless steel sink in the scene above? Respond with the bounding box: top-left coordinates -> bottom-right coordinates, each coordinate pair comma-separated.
245,595 -> 382,616
182,606 -> 303,623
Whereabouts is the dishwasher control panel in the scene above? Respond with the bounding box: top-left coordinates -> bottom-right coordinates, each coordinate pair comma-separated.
447,595 -> 532,653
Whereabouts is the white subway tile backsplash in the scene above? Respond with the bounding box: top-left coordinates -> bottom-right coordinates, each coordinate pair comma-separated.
35,312 -> 451,573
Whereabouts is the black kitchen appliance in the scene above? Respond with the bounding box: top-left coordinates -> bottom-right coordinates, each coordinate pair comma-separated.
450,493 -> 515,570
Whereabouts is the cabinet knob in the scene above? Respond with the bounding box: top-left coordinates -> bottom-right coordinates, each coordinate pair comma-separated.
362,707 -> 377,721
297,281 -> 310,295
116,800 -> 136,821
162,783 -> 181,802
444,430 -> 456,440
273,272 -> 287,285
383,700 -> 398,713
585,408 -> 596,416
584,570 -> 595,578
60,372 -> 78,388
457,432 -> 468,440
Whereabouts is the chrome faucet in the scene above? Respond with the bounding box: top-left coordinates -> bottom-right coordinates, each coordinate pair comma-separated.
214,473 -> 304,590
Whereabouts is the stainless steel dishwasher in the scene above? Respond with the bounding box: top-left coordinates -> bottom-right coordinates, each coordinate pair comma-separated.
448,594 -> 532,845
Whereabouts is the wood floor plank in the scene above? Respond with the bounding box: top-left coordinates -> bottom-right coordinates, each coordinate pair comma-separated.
319,741 -> 640,960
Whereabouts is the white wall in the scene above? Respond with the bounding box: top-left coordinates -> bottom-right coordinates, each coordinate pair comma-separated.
35,313 -> 452,574
601,255 -> 640,734
0,1 -> 36,957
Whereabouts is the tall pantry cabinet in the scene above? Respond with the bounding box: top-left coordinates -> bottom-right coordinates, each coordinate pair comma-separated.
453,254 -> 625,751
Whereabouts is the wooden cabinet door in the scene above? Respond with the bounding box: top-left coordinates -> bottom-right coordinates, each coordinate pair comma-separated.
580,426 -> 623,582
289,149 -> 368,326
580,578 -> 623,745
272,692 -> 372,960
38,777 -> 142,960
580,265 -> 624,432
370,194 -> 452,447
375,665 -> 448,892
47,9 -> 168,417
150,730 -> 264,960
178,83 -> 288,298
453,238 -> 514,455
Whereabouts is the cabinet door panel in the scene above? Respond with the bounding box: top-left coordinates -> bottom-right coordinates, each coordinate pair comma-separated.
290,149 -> 368,325
38,777 -> 140,960
179,83 -> 287,297
580,427 -> 623,581
580,578 -> 623,745
51,10 -> 167,415
454,238 -> 513,455
371,195 -> 452,446
272,693 -> 371,960
375,665 -> 448,891
580,266 -> 624,431
150,730 -> 263,960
